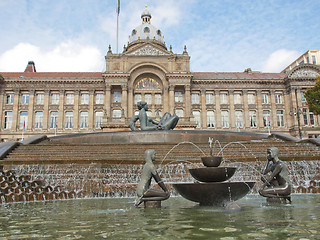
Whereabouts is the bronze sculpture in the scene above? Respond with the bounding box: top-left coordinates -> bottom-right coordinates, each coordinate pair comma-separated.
129,101 -> 179,131
259,147 -> 292,203
135,149 -> 170,206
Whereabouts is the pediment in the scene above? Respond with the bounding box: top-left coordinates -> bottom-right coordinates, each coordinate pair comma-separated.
287,64 -> 320,79
126,44 -> 170,56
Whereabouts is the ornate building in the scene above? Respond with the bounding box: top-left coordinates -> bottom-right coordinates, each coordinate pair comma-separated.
1,8 -> 320,141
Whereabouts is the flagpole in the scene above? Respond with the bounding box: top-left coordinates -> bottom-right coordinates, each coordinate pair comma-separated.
117,12 -> 119,54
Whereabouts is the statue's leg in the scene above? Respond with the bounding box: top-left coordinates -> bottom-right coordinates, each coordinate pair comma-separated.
162,115 -> 179,130
259,183 -> 291,198
140,188 -> 170,201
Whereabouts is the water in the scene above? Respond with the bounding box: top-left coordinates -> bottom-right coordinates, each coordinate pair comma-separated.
0,195 -> 319,239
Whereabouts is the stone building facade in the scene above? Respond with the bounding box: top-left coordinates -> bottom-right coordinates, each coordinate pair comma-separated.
0,9 -> 320,141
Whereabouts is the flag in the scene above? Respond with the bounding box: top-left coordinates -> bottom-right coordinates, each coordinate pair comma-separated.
23,120 -> 26,131
116,0 -> 120,15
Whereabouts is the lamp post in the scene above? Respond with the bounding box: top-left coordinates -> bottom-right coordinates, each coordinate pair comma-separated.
290,108 -> 302,139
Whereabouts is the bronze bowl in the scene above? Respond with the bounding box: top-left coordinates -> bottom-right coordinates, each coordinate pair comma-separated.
189,167 -> 236,182
201,156 -> 222,167
173,182 -> 256,206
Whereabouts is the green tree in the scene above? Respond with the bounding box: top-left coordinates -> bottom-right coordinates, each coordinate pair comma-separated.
305,76 -> 320,115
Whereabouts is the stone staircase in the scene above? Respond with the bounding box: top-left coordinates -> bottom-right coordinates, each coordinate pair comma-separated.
2,138 -> 320,165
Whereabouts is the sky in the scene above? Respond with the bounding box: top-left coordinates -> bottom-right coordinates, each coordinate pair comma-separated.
0,0 -> 319,73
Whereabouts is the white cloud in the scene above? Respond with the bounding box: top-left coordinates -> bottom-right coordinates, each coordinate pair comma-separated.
262,49 -> 300,73
0,41 -> 104,72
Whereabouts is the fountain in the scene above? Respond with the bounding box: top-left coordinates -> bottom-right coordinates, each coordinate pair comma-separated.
173,152 -> 255,206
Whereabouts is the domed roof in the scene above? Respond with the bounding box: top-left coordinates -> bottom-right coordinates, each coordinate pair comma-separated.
128,7 -> 165,45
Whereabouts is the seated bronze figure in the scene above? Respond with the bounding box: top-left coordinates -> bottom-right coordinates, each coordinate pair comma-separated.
129,101 -> 179,131
135,149 -> 170,206
259,147 -> 292,203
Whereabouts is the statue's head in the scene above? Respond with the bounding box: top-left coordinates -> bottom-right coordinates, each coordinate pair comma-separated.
137,101 -> 148,110
267,147 -> 279,161
145,149 -> 156,162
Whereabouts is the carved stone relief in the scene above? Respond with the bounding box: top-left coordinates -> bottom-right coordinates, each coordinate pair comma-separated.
291,69 -> 319,78
127,45 -> 169,56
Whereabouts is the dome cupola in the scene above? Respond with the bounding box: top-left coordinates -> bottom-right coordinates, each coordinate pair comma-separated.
128,6 -> 165,45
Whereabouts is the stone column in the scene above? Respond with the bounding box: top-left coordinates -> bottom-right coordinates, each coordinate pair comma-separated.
88,90 -> 95,129
163,86 -> 169,113
73,90 -> 80,130
284,90 -> 292,128
270,90 -> 276,128
27,90 -> 35,130
169,84 -> 175,114
185,85 -> 191,118
58,90 -> 65,129
256,90 -> 263,128
229,90 -> 235,129
243,90 -> 249,128
201,89 -> 207,128
128,86 -> 133,118
12,89 -> 20,131
121,84 -> 128,118
215,90 -> 221,128
105,84 -> 111,120
289,88 -> 297,128
42,90 -> 50,130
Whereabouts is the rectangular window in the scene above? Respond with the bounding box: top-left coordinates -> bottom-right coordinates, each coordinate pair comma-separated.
113,91 -> 121,103
6,94 -> 14,104
235,111 -> 243,128
234,93 -> 242,104
220,93 -> 228,104
113,109 -> 121,118
263,110 -> 271,127
65,111 -> 73,129
248,93 -> 256,104
134,94 -> 142,104
192,110 -> 201,128
310,113 -> 315,125
145,93 -> 152,104
81,93 -> 89,104
4,111 -> 13,129
307,57 -> 310,63
249,110 -> 257,127
221,111 -> 229,128
51,93 -> 59,104
95,93 -> 104,104
312,55 -> 316,64
19,112 -> 28,130
275,94 -> 283,104
261,94 -> 269,104
207,111 -> 215,128
66,93 -> 74,104
192,93 -> 200,104
155,94 -> 162,104
175,109 -> 184,117
175,92 -> 183,102
206,93 -> 214,104
95,111 -> 104,128
301,91 -> 306,102
276,110 -> 284,127
36,93 -> 44,105
21,94 -> 29,104
34,112 -> 43,129
80,111 -> 88,128
303,108 -> 308,125
50,112 -> 58,129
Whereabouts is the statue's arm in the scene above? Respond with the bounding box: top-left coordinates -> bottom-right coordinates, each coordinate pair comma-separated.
152,172 -> 169,193
129,115 -> 139,131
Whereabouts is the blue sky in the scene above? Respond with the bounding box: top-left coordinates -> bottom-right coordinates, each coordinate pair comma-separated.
0,0 -> 319,73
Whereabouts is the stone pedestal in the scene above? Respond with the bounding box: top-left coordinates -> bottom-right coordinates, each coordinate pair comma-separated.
266,197 -> 289,204
144,200 -> 161,208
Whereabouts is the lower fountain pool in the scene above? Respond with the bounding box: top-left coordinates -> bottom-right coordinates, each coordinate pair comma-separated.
0,195 -> 319,239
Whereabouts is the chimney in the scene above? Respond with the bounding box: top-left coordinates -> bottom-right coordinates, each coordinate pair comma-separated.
24,61 -> 37,72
